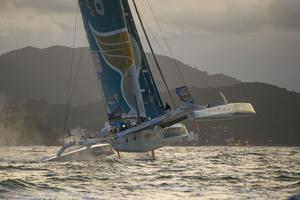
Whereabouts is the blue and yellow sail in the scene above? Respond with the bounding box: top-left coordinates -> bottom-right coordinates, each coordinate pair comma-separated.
79,0 -> 147,122
122,0 -> 165,119
78,0 -> 164,123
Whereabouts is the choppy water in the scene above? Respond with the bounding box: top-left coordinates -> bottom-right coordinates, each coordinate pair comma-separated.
0,146 -> 299,200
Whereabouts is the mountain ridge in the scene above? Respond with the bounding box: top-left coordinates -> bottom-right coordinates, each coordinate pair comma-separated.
0,46 -> 240,105
0,46 -> 299,146
1,82 -> 299,146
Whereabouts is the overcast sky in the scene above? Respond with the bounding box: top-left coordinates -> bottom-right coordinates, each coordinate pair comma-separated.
0,0 -> 299,92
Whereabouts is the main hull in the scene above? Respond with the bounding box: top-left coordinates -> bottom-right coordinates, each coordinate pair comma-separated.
111,123 -> 188,152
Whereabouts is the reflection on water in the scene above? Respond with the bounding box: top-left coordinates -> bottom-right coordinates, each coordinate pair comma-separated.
0,146 -> 299,199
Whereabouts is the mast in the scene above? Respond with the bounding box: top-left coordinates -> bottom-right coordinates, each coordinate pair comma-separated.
131,0 -> 176,108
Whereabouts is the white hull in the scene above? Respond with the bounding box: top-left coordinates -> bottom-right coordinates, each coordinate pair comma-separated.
44,143 -> 114,162
189,103 -> 255,121
111,123 -> 188,152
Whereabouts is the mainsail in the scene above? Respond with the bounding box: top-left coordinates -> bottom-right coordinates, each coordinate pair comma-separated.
79,0 -> 165,122
78,0 -> 146,122
121,0 -> 165,119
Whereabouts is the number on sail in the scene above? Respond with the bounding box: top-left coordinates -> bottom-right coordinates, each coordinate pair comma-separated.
94,0 -> 104,15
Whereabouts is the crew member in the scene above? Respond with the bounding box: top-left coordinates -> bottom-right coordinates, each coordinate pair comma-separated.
165,102 -> 171,111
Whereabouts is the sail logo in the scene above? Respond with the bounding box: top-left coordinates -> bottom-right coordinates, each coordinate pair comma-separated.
94,0 -> 105,15
90,24 -> 146,117
90,26 -> 134,75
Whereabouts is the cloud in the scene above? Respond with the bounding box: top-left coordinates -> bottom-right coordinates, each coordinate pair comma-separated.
0,0 -> 75,15
0,0 -> 85,53
0,0 -> 299,92
269,0 -> 300,31
134,0 -> 266,35
1,0 -> 299,44
136,0 -> 300,36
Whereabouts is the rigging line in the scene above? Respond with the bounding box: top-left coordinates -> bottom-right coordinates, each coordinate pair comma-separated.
63,4 -> 79,133
139,14 -> 179,87
140,72 -> 159,117
144,0 -> 186,86
69,39 -> 87,109
135,14 -> 177,110
132,0 -> 176,108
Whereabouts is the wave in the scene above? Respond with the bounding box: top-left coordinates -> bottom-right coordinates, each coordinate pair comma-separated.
0,165 -> 47,171
181,175 -> 210,181
0,179 -> 36,190
275,174 -> 300,181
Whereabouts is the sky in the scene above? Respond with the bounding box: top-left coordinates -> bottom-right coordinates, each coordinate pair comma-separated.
0,0 -> 299,92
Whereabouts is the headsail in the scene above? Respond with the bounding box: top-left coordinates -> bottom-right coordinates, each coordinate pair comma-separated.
78,0 -> 146,122
122,0 -> 165,119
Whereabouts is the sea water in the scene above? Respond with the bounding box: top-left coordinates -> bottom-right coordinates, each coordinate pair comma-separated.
0,146 -> 299,199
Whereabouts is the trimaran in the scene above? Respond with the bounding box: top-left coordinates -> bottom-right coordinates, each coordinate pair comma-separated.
45,0 -> 255,161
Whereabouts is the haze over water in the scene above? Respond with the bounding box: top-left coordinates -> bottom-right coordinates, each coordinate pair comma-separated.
0,146 -> 299,199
